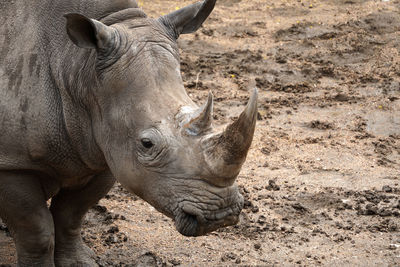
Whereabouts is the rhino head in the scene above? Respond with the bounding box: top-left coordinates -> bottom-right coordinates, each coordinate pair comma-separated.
64,0 -> 257,236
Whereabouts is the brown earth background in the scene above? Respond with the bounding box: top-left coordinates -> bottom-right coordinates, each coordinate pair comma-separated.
1,0 -> 400,266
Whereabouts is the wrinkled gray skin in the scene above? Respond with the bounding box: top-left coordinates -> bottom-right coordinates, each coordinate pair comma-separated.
0,0 -> 257,266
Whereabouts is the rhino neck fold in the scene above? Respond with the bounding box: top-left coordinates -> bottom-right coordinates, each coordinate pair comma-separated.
49,41 -> 108,173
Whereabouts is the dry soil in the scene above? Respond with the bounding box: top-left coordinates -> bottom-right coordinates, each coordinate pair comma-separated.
1,0 -> 400,266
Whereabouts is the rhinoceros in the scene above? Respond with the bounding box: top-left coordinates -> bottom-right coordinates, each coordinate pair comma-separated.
0,0 -> 257,265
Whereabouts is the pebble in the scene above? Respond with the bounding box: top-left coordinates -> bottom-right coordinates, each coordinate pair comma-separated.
382,185 -> 393,193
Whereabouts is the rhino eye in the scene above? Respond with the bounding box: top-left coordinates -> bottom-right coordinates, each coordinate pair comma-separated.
141,138 -> 154,149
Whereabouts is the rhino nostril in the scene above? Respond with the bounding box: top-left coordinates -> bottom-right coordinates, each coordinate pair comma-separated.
183,211 -> 197,223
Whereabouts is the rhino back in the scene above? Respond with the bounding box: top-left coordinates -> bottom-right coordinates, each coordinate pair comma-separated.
0,0 -> 137,178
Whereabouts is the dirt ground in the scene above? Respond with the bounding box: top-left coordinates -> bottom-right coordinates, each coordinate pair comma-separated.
1,0 -> 400,266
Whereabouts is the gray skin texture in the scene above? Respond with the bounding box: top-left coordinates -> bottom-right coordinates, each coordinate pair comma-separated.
0,0 -> 257,266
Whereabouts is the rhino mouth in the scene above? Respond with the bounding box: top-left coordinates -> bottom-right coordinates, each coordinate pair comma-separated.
173,195 -> 244,237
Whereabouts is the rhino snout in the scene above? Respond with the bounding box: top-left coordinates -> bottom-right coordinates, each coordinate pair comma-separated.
173,189 -> 244,237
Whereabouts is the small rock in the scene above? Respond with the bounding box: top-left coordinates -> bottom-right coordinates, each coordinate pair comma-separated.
334,93 -> 350,102
107,226 -> 119,234
168,258 -> 181,266
377,208 -> 391,217
266,179 -> 280,191
221,252 -> 237,262
292,202 -> 308,212
105,235 -> 118,244
365,204 -> 378,215
243,199 -> 253,209
93,205 -> 108,213
388,244 -> 399,250
382,185 -> 393,193
254,243 -> 262,250
251,206 -> 260,213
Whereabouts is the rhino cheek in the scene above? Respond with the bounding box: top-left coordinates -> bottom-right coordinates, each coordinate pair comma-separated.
100,146 -> 146,196
108,162 -> 177,217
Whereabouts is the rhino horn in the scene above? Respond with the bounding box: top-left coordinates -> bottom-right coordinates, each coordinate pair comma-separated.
221,88 -> 258,163
203,89 -> 258,180
160,0 -> 216,37
185,92 -> 213,135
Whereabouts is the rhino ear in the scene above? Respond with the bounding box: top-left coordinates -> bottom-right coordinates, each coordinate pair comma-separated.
159,0 -> 216,38
64,13 -> 115,50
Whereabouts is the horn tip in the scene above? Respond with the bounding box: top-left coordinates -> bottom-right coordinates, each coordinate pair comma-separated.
245,88 -> 258,118
250,87 -> 258,101
208,90 -> 213,101
249,87 -> 258,106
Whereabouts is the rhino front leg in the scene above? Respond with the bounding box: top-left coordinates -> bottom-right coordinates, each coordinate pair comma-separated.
50,171 -> 115,267
0,171 -> 55,267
